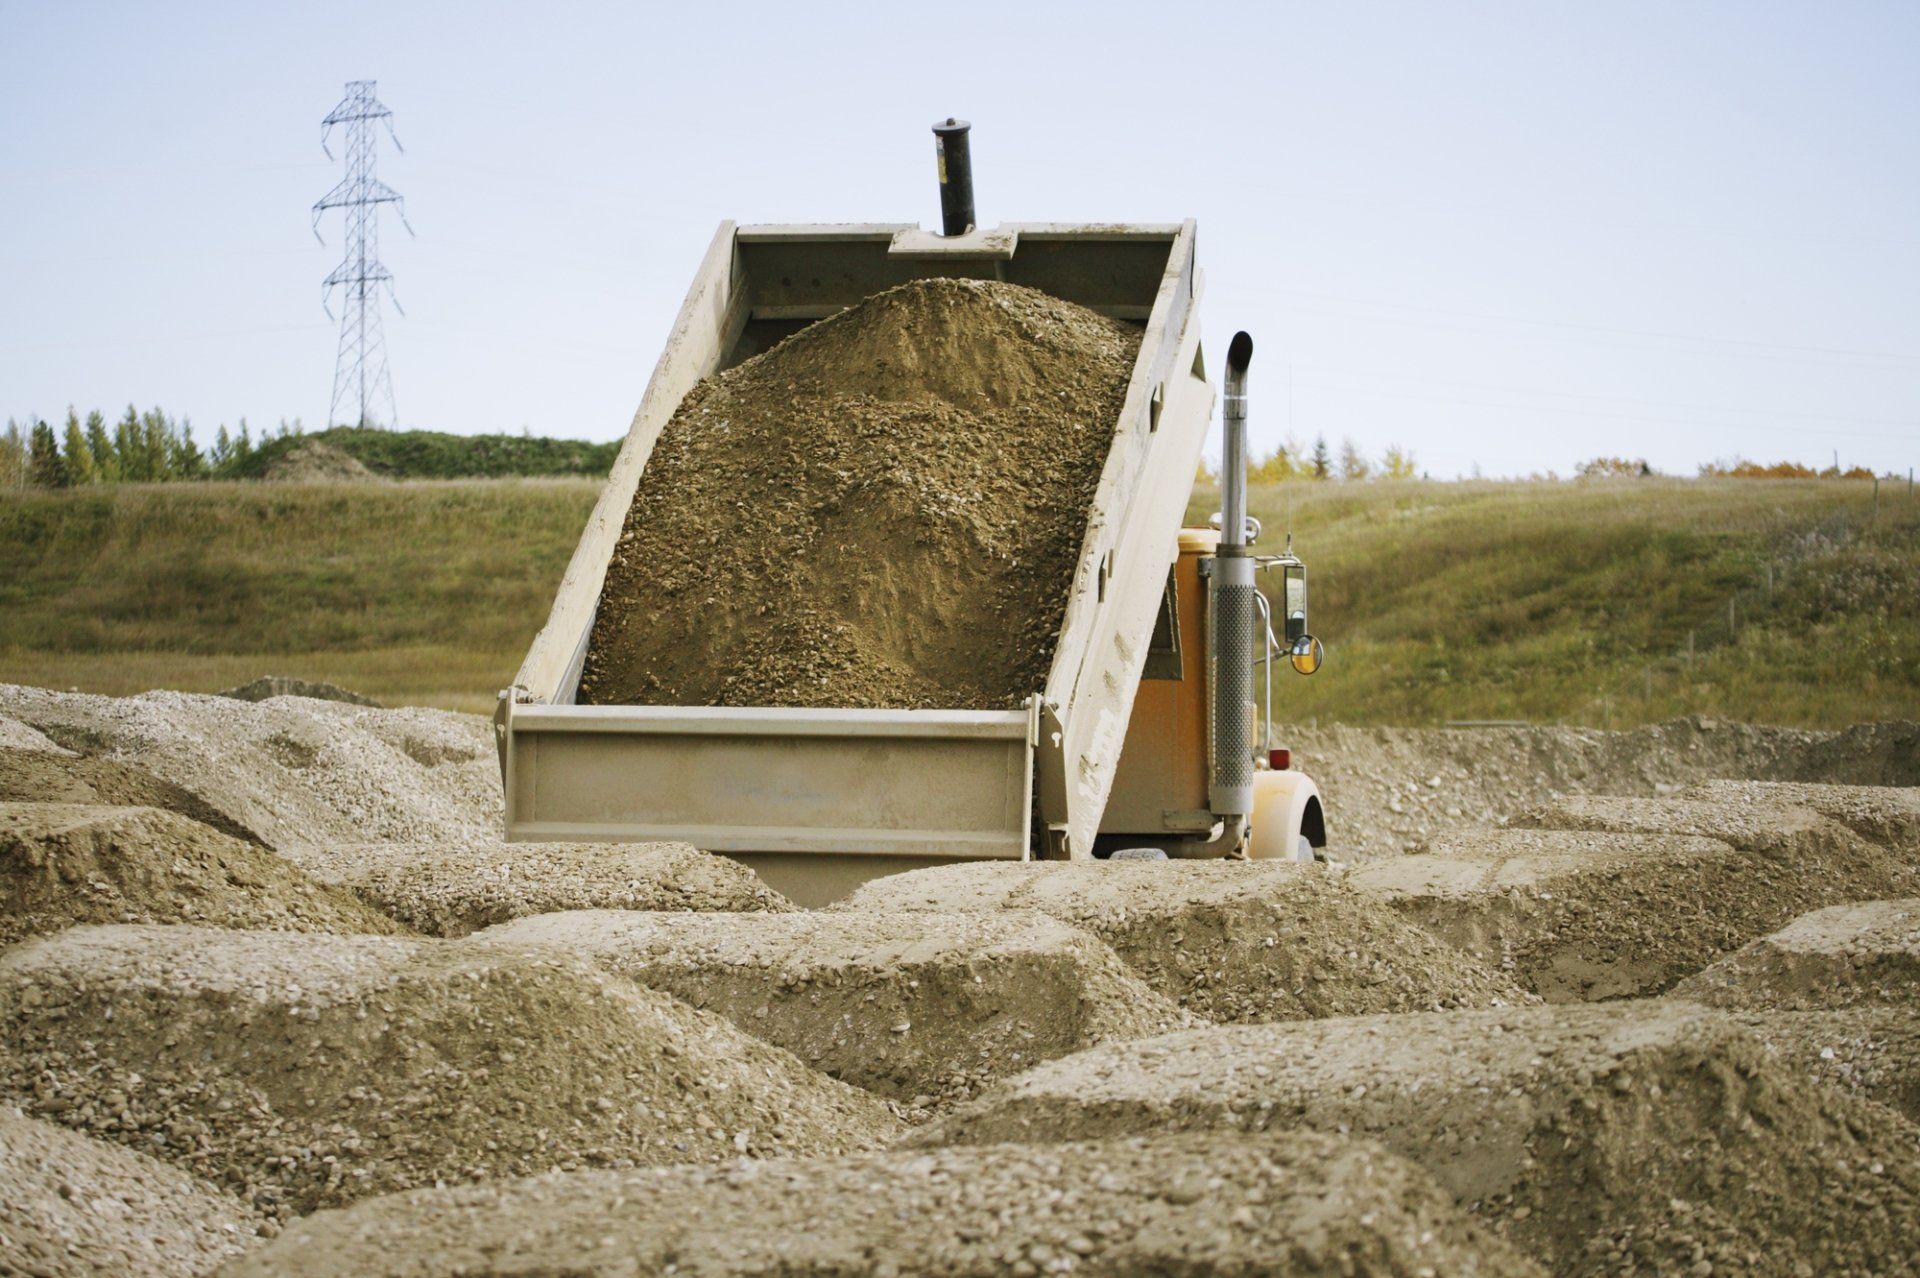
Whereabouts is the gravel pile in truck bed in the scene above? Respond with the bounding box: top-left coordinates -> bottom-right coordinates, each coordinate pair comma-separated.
0,925 -> 901,1222
913,1001 -> 1920,1278
579,278 -> 1141,710
217,1131 -> 1544,1278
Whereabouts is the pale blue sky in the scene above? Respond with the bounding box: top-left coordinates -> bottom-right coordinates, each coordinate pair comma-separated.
3,0 -> 1915,478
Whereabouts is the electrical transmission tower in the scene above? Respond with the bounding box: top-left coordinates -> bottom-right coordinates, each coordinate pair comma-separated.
313,80 -> 412,429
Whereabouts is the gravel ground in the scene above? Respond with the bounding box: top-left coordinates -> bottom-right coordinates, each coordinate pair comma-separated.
0,1105 -> 262,1278
1284,718 -> 1920,860
0,714 -> 71,754
1510,792 -> 1920,888
0,747 -> 266,846
480,908 -> 1197,1107
1680,780 -> 1920,851
1349,825 -> 1909,1001
913,1000 -> 1920,1278
837,860 -> 1532,1023
1672,899 -> 1919,1011
0,925 -> 901,1222
0,686 -> 501,855
217,1131 -> 1544,1278
281,838 -> 794,937
1,803 -> 407,948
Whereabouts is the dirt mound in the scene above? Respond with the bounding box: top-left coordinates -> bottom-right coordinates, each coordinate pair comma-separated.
0,925 -> 901,1221
0,714 -> 70,754
480,909 -> 1196,1106
1672,899 -> 1920,1011
579,278 -> 1141,710
284,838 -> 794,937
1509,793 -> 1920,895
1349,827 -> 1894,1000
0,685 -> 500,857
916,1001 -> 1920,1278
1,803 -> 406,948
835,860 -> 1530,1022
259,439 -> 381,483
0,1106 -> 263,1277
1667,902 -> 1920,1125
1727,1007 -> 1920,1124
1280,717 -> 1920,860
220,675 -> 383,707
1,745 -> 266,846
218,1131 -> 1542,1278
1682,780 -> 1920,850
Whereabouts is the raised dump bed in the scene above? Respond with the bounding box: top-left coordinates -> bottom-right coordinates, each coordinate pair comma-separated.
498,221 -> 1212,903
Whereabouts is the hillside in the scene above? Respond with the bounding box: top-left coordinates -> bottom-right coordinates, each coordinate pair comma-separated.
0,476 -> 1911,723
1199,477 -> 1917,728
231,427 -> 619,481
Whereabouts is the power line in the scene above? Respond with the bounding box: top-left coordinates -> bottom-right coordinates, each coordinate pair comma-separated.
313,80 -> 411,428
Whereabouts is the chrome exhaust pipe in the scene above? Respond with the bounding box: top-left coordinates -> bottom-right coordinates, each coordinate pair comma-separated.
1210,331 -> 1256,828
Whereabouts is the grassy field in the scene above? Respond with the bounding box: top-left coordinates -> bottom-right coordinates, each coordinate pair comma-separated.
1205,477 -> 1918,728
1,475 -> 1912,724
0,479 -> 600,713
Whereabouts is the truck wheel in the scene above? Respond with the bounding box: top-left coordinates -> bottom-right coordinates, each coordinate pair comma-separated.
1109,847 -> 1169,862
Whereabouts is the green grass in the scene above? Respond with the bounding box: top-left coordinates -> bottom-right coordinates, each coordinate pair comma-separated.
1191,477 -> 1919,728
0,479 -> 601,712
0,475 -> 1911,724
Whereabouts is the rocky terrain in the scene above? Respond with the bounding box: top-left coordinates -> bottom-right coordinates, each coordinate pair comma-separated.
0,683 -> 1915,1277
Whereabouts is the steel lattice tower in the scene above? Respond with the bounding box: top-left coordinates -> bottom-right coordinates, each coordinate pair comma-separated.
313,80 -> 411,429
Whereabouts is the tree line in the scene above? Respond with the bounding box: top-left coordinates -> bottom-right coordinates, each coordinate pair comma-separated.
0,408 -> 300,488
1201,434 -> 1421,485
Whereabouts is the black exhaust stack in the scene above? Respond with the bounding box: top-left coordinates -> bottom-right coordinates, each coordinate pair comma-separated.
932,118 -> 976,236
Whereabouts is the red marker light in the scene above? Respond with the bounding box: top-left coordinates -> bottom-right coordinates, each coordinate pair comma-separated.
1269,749 -> 1291,771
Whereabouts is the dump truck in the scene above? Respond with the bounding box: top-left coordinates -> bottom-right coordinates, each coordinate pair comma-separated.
495,121 -> 1326,906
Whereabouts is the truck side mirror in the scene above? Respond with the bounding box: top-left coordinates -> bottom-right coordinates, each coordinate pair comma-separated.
1283,563 -> 1307,643
1289,634 -> 1324,676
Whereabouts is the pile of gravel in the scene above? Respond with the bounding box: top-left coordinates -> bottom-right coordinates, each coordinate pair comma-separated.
0,714 -> 71,754
480,908 -> 1196,1106
1509,793 -> 1920,895
1674,899 -> 1920,1010
0,925 -> 901,1221
217,1131 -> 1543,1278
282,838 -> 794,937
915,1001 -> 1920,1278
1,803 -> 406,948
0,746 -> 265,846
580,278 -> 1141,711
0,1105 -> 263,1278
836,860 -> 1530,1023
1672,901 -> 1920,1121
1348,825 -> 1896,1001
219,676 -> 383,707
0,685 -> 501,855
1281,717 -> 1920,860
1680,780 -> 1920,851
